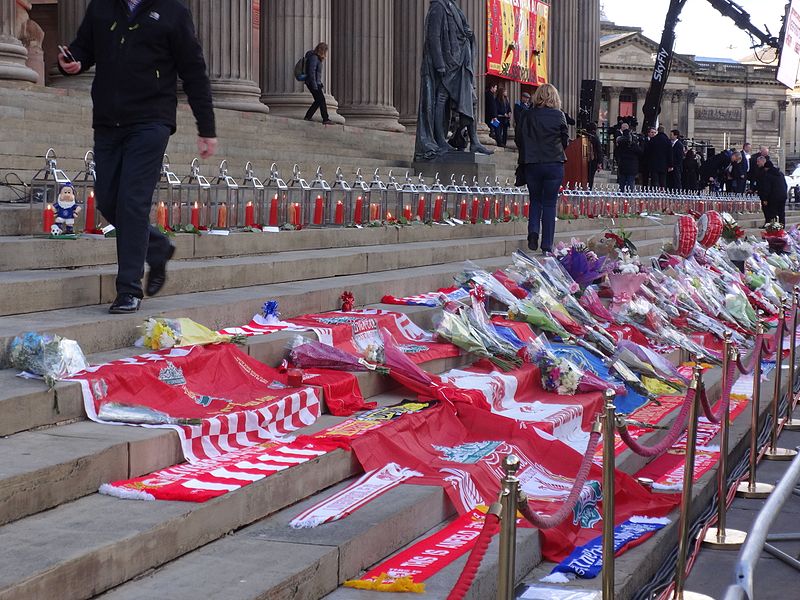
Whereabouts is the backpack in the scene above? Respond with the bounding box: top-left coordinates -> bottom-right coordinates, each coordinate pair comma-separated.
294,55 -> 307,82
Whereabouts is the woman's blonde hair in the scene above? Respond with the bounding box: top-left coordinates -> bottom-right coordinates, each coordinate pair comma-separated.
314,42 -> 329,59
532,83 -> 561,110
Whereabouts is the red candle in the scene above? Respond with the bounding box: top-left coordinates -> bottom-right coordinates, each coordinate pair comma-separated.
459,199 -> 468,220
157,202 -> 167,228
493,199 -> 500,220
269,194 -> 279,226
369,203 -> 379,221
216,202 -> 228,228
417,195 -> 426,220
191,202 -> 200,228
245,201 -> 255,227
85,190 -> 96,231
42,203 -> 54,232
313,195 -> 324,225
482,198 -> 491,221
523,202 -> 530,218
335,200 -> 344,225
290,203 -> 301,226
403,204 -> 412,220
386,211 -> 394,222
503,206 -> 511,221
513,201 -> 519,217
638,200 -> 644,214
433,196 -> 443,221
471,197 -> 480,223
354,195 -> 363,224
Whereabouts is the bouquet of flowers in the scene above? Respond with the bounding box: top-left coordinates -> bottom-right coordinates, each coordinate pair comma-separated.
8,332 -> 88,388
289,336 -> 389,374
553,239 -> 606,288
762,219 -> 789,253
721,213 -> 746,242
579,285 -> 616,323
529,336 -> 625,395
137,317 -> 242,350
436,303 -> 522,371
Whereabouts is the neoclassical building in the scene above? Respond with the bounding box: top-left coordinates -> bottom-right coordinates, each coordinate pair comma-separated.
1,0 -> 600,137
599,19 -> 791,168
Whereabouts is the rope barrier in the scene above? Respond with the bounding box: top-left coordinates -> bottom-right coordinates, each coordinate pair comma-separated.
617,387 -> 696,458
516,430 -> 602,530
699,357 -> 737,424
446,511 -> 501,600
736,335 -> 763,375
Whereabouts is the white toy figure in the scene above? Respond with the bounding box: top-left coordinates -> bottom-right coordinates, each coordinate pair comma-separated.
54,184 -> 81,234
50,224 -> 63,236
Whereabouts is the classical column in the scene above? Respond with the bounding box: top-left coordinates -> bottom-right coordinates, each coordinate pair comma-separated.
778,99 -> 789,170
577,0 -> 600,83
331,0 -> 403,131
393,0 -> 430,131
0,0 -> 37,84
260,0 -> 344,122
686,90 -> 698,140
460,0 -> 491,142
608,86 -> 623,121
744,97 -> 756,148
634,87 -> 648,127
186,0 -> 266,113
51,0 -> 93,88
549,0 -> 580,127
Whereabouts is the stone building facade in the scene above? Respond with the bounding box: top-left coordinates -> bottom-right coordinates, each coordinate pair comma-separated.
1,0 -> 599,137
599,20 -> 790,168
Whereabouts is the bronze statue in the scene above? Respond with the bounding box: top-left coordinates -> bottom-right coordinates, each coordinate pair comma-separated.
414,0 -> 492,161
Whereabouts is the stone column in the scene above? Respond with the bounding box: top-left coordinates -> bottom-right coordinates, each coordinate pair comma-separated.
0,0 -> 37,84
52,0 -> 92,89
686,90 -> 698,140
186,0 -> 266,113
778,99 -> 789,170
331,0 -> 403,131
608,86 -> 623,122
393,0 -> 429,132
549,0 -> 580,128
744,97 -> 756,147
577,0 -> 600,83
260,0 -> 344,122
634,87 -> 648,127
460,0 -> 491,142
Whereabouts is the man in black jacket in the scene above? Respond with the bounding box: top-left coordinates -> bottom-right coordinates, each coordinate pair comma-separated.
756,156 -> 787,227
304,42 -> 331,124
614,124 -> 641,192
644,126 -> 672,188
667,129 -> 684,190
59,0 -> 216,314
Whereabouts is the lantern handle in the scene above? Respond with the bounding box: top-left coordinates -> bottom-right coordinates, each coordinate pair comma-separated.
335,166 -> 344,180
244,161 -> 255,178
218,159 -> 229,177
292,163 -> 301,179
190,157 -> 201,176
373,168 -> 380,180
451,173 -> 456,185
404,170 -> 412,184
316,165 -> 324,179
417,172 -> 425,185
355,167 -> 363,178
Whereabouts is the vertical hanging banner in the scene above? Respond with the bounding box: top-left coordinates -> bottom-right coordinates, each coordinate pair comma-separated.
486,0 -> 549,85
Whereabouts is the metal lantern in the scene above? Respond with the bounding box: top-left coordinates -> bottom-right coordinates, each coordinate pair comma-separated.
384,169 -> 403,221
368,169 -> 389,223
350,168 -> 373,224
73,150 -> 99,232
31,148 -> 72,233
328,167 -> 353,225
264,164 -> 289,228
182,158 -> 212,229
307,166 -> 330,227
242,162 -> 265,228
152,154 -> 181,229
399,171 -> 428,222
428,173 -> 447,222
444,174 -> 461,222
210,160 -> 240,229
468,176 -> 483,224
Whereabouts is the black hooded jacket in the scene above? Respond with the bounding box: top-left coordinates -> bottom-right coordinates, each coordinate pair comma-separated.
61,0 -> 216,138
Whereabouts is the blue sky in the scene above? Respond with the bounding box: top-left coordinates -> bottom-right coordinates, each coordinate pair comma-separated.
602,0 -> 788,60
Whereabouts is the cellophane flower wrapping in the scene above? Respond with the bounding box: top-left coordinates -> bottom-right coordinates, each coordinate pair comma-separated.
725,240 -> 754,263
528,335 -> 623,395
579,285 -> 615,323
289,336 -> 389,374
436,305 -> 520,371
138,317 -> 235,350
724,288 -> 758,331
507,299 -> 571,340
607,272 -> 649,303
9,332 -> 87,388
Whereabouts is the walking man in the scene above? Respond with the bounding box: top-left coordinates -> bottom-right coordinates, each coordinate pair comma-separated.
303,42 -> 331,124
59,0 -> 216,314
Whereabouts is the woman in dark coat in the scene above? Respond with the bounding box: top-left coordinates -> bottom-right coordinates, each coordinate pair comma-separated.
304,42 -> 331,124
516,83 -> 569,253
495,86 -> 511,147
682,149 -> 700,191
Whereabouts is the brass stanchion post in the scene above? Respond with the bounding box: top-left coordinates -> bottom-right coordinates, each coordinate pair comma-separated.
497,455 -> 520,600
601,390 -> 616,600
783,287 -> 800,430
764,305 -> 798,460
702,333 -> 747,549
736,320 -> 774,498
672,360 -> 714,600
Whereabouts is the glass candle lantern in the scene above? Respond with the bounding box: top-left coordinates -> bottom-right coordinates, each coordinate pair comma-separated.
152,154 -> 182,229
210,160 -> 240,229
367,169 -> 389,223
349,168 -> 373,224
242,162 -> 265,228
73,150 -> 100,232
182,158 -> 212,229
329,167 -> 355,225
31,148 -> 72,233
264,163 -> 289,228
306,166 -> 330,227
384,170 -> 403,221
428,173 -> 446,222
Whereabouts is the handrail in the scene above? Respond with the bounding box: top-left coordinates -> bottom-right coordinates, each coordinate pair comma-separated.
725,450 -> 800,600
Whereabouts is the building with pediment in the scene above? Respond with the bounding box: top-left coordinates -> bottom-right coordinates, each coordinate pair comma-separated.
600,18 -> 791,168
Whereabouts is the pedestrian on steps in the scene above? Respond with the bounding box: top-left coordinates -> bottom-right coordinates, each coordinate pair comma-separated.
304,42 -> 332,124
58,0 -> 217,314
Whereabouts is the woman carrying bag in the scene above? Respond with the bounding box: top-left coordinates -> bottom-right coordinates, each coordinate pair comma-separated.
516,84 -> 569,253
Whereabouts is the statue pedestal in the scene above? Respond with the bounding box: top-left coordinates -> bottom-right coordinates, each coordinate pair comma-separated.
412,152 -> 496,184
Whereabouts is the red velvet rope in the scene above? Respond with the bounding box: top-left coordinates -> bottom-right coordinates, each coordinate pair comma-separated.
516,430 -> 602,530
736,335 -> 763,375
617,387 -> 697,457
761,317 -> 787,358
699,356 -> 737,424
446,512 -> 501,600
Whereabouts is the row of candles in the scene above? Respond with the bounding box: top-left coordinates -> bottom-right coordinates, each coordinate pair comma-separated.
557,192 -> 761,219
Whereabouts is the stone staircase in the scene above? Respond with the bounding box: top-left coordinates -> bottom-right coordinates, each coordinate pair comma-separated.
0,84 -> 521,200
0,92 -> 795,600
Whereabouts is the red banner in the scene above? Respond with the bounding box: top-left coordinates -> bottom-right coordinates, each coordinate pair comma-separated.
487,0 -> 549,85
349,402 -> 678,562
72,344 -> 320,462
